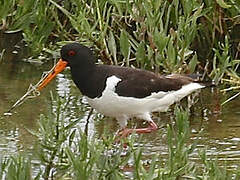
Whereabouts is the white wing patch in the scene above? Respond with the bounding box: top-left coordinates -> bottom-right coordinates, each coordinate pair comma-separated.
104,75 -> 122,92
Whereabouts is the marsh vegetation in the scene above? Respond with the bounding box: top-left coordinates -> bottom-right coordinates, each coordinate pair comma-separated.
0,0 -> 240,179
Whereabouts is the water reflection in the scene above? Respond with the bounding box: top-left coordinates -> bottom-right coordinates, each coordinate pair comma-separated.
0,127 -> 20,155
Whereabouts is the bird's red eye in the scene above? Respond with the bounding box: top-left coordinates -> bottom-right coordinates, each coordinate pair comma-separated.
68,50 -> 76,56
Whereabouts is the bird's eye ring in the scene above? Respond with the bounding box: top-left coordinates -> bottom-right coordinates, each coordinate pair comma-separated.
68,50 -> 76,56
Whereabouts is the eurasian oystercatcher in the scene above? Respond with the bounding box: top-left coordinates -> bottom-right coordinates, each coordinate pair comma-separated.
38,43 -> 212,136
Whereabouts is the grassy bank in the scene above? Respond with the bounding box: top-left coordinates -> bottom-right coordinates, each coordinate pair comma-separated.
1,1 -> 240,179
1,0 -> 240,80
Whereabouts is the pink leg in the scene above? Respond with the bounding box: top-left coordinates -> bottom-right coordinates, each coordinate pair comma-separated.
118,121 -> 158,138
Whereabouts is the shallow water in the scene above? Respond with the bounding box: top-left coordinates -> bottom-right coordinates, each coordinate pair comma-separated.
0,33 -> 240,174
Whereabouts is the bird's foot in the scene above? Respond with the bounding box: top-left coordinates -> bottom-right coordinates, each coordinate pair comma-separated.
115,121 -> 158,147
118,121 -> 158,138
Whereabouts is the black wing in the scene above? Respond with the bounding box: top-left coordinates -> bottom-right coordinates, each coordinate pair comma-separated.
112,67 -> 195,98
85,65 -> 197,99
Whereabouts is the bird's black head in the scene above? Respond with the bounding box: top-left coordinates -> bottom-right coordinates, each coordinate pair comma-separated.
60,43 -> 95,68
37,43 -> 96,91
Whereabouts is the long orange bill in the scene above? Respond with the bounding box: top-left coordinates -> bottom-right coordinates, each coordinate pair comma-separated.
37,59 -> 68,91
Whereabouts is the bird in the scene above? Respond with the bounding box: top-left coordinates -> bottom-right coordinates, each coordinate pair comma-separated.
37,42 -> 212,137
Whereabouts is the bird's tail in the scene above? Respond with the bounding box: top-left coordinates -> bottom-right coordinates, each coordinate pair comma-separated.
186,74 -> 216,87
200,81 -> 216,87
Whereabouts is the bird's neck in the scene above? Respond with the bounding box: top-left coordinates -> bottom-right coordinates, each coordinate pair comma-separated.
70,64 -> 98,97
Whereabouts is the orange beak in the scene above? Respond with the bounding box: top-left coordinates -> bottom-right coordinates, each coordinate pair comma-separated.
37,59 -> 68,91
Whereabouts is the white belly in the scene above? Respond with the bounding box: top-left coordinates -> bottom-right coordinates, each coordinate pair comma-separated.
85,76 -> 205,118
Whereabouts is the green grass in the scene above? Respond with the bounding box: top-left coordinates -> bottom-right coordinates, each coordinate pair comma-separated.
1,0 -> 240,179
0,0 -> 239,77
1,96 -> 239,179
